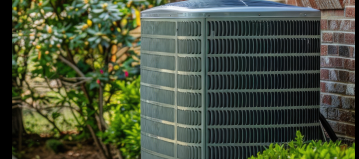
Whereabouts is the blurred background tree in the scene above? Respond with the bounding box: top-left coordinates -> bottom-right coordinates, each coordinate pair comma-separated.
12,0 -> 168,158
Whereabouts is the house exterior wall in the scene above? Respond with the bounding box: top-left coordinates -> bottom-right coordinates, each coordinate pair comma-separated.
286,0 -> 355,144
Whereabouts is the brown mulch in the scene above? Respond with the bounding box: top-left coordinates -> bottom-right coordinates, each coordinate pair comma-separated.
22,143 -> 101,159
15,134 -> 121,159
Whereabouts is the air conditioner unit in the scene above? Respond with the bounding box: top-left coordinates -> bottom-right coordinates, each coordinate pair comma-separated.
140,0 -> 322,158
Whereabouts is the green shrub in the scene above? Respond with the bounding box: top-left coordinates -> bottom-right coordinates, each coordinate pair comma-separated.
12,146 -> 16,156
99,77 -> 141,159
250,131 -> 355,159
45,139 -> 65,154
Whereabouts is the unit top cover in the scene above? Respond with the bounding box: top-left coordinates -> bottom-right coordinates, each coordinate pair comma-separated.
141,0 -> 320,18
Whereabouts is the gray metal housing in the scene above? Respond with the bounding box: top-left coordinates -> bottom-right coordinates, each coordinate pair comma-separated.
140,0 -> 322,158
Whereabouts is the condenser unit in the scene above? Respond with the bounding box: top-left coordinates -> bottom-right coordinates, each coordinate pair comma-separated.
140,0 -> 322,158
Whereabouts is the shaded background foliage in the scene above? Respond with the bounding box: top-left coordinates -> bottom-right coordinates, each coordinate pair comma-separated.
12,0 -> 168,158
11,0 -> 356,159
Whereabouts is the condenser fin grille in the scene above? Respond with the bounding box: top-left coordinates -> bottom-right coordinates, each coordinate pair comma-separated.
207,20 -> 320,36
141,21 -> 176,36
142,118 -> 175,139
141,101 -> 175,122
141,135 -> 174,157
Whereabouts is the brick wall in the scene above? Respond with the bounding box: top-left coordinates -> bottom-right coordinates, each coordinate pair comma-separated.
285,0 -> 355,144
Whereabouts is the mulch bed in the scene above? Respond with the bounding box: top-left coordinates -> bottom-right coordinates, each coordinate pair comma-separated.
22,144 -> 101,159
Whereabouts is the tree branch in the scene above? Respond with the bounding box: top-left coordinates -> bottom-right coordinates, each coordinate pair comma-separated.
86,125 -> 108,159
35,109 -> 62,133
58,46 -> 110,159
58,55 -> 85,77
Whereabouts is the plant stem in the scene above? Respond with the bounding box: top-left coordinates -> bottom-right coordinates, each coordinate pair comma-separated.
18,107 -> 23,152
35,109 -> 62,133
98,85 -> 106,131
58,55 -> 85,77
86,125 -> 109,159
58,48 -> 111,159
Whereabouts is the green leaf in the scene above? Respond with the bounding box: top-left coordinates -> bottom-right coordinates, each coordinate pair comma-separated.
89,81 -> 99,90
92,9 -> 104,13
87,28 -> 98,35
43,7 -> 53,11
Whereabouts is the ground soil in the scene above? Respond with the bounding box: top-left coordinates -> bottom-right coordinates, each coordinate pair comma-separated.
22,143 -> 101,159
15,134 -> 122,159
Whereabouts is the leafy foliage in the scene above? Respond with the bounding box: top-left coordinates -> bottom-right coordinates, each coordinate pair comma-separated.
250,131 -> 356,159
12,0 -> 166,158
99,77 -> 141,159
45,139 -> 65,154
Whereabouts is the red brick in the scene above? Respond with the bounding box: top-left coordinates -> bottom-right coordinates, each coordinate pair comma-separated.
329,69 -> 339,81
321,82 -> 326,92
287,0 -> 297,5
321,19 -> 328,30
329,20 -> 341,30
309,0 -> 318,9
338,109 -> 355,122
328,120 -> 339,132
339,33 -> 345,43
349,46 -> 355,57
346,124 -> 355,137
346,84 -> 355,96
335,10 -> 345,17
349,72 -> 355,83
349,20 -> 355,31
322,94 -> 332,105
321,45 -> 328,56
328,45 -> 338,55
322,10 -> 335,17
327,82 -> 347,94
331,95 -> 342,108
317,0 -> 344,9
340,20 -> 351,31
344,58 -> 355,70
322,32 -> 334,43
349,0 -> 355,5
328,108 -> 339,120
334,58 -> 344,68
333,33 -> 340,43
344,33 -> 355,44
321,57 -> 343,68
339,46 -> 350,57
320,106 -> 328,117
320,69 -> 329,80
341,96 -> 355,109
321,10 -> 328,17
350,111 -> 355,123
345,7 -> 355,18
338,122 -> 347,134
296,0 -> 304,6
338,0 -> 346,8
338,70 -> 350,82
343,0 -> 350,6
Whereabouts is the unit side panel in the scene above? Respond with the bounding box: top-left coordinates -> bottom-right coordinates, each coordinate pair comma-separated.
204,17 -> 322,159
140,18 -> 205,159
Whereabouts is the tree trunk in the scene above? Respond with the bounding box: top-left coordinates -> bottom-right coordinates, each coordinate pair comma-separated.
12,101 -> 26,151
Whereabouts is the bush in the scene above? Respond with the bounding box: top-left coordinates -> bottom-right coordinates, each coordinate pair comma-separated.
99,77 -> 141,159
45,139 -> 65,154
12,0 -> 161,158
250,131 -> 355,159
